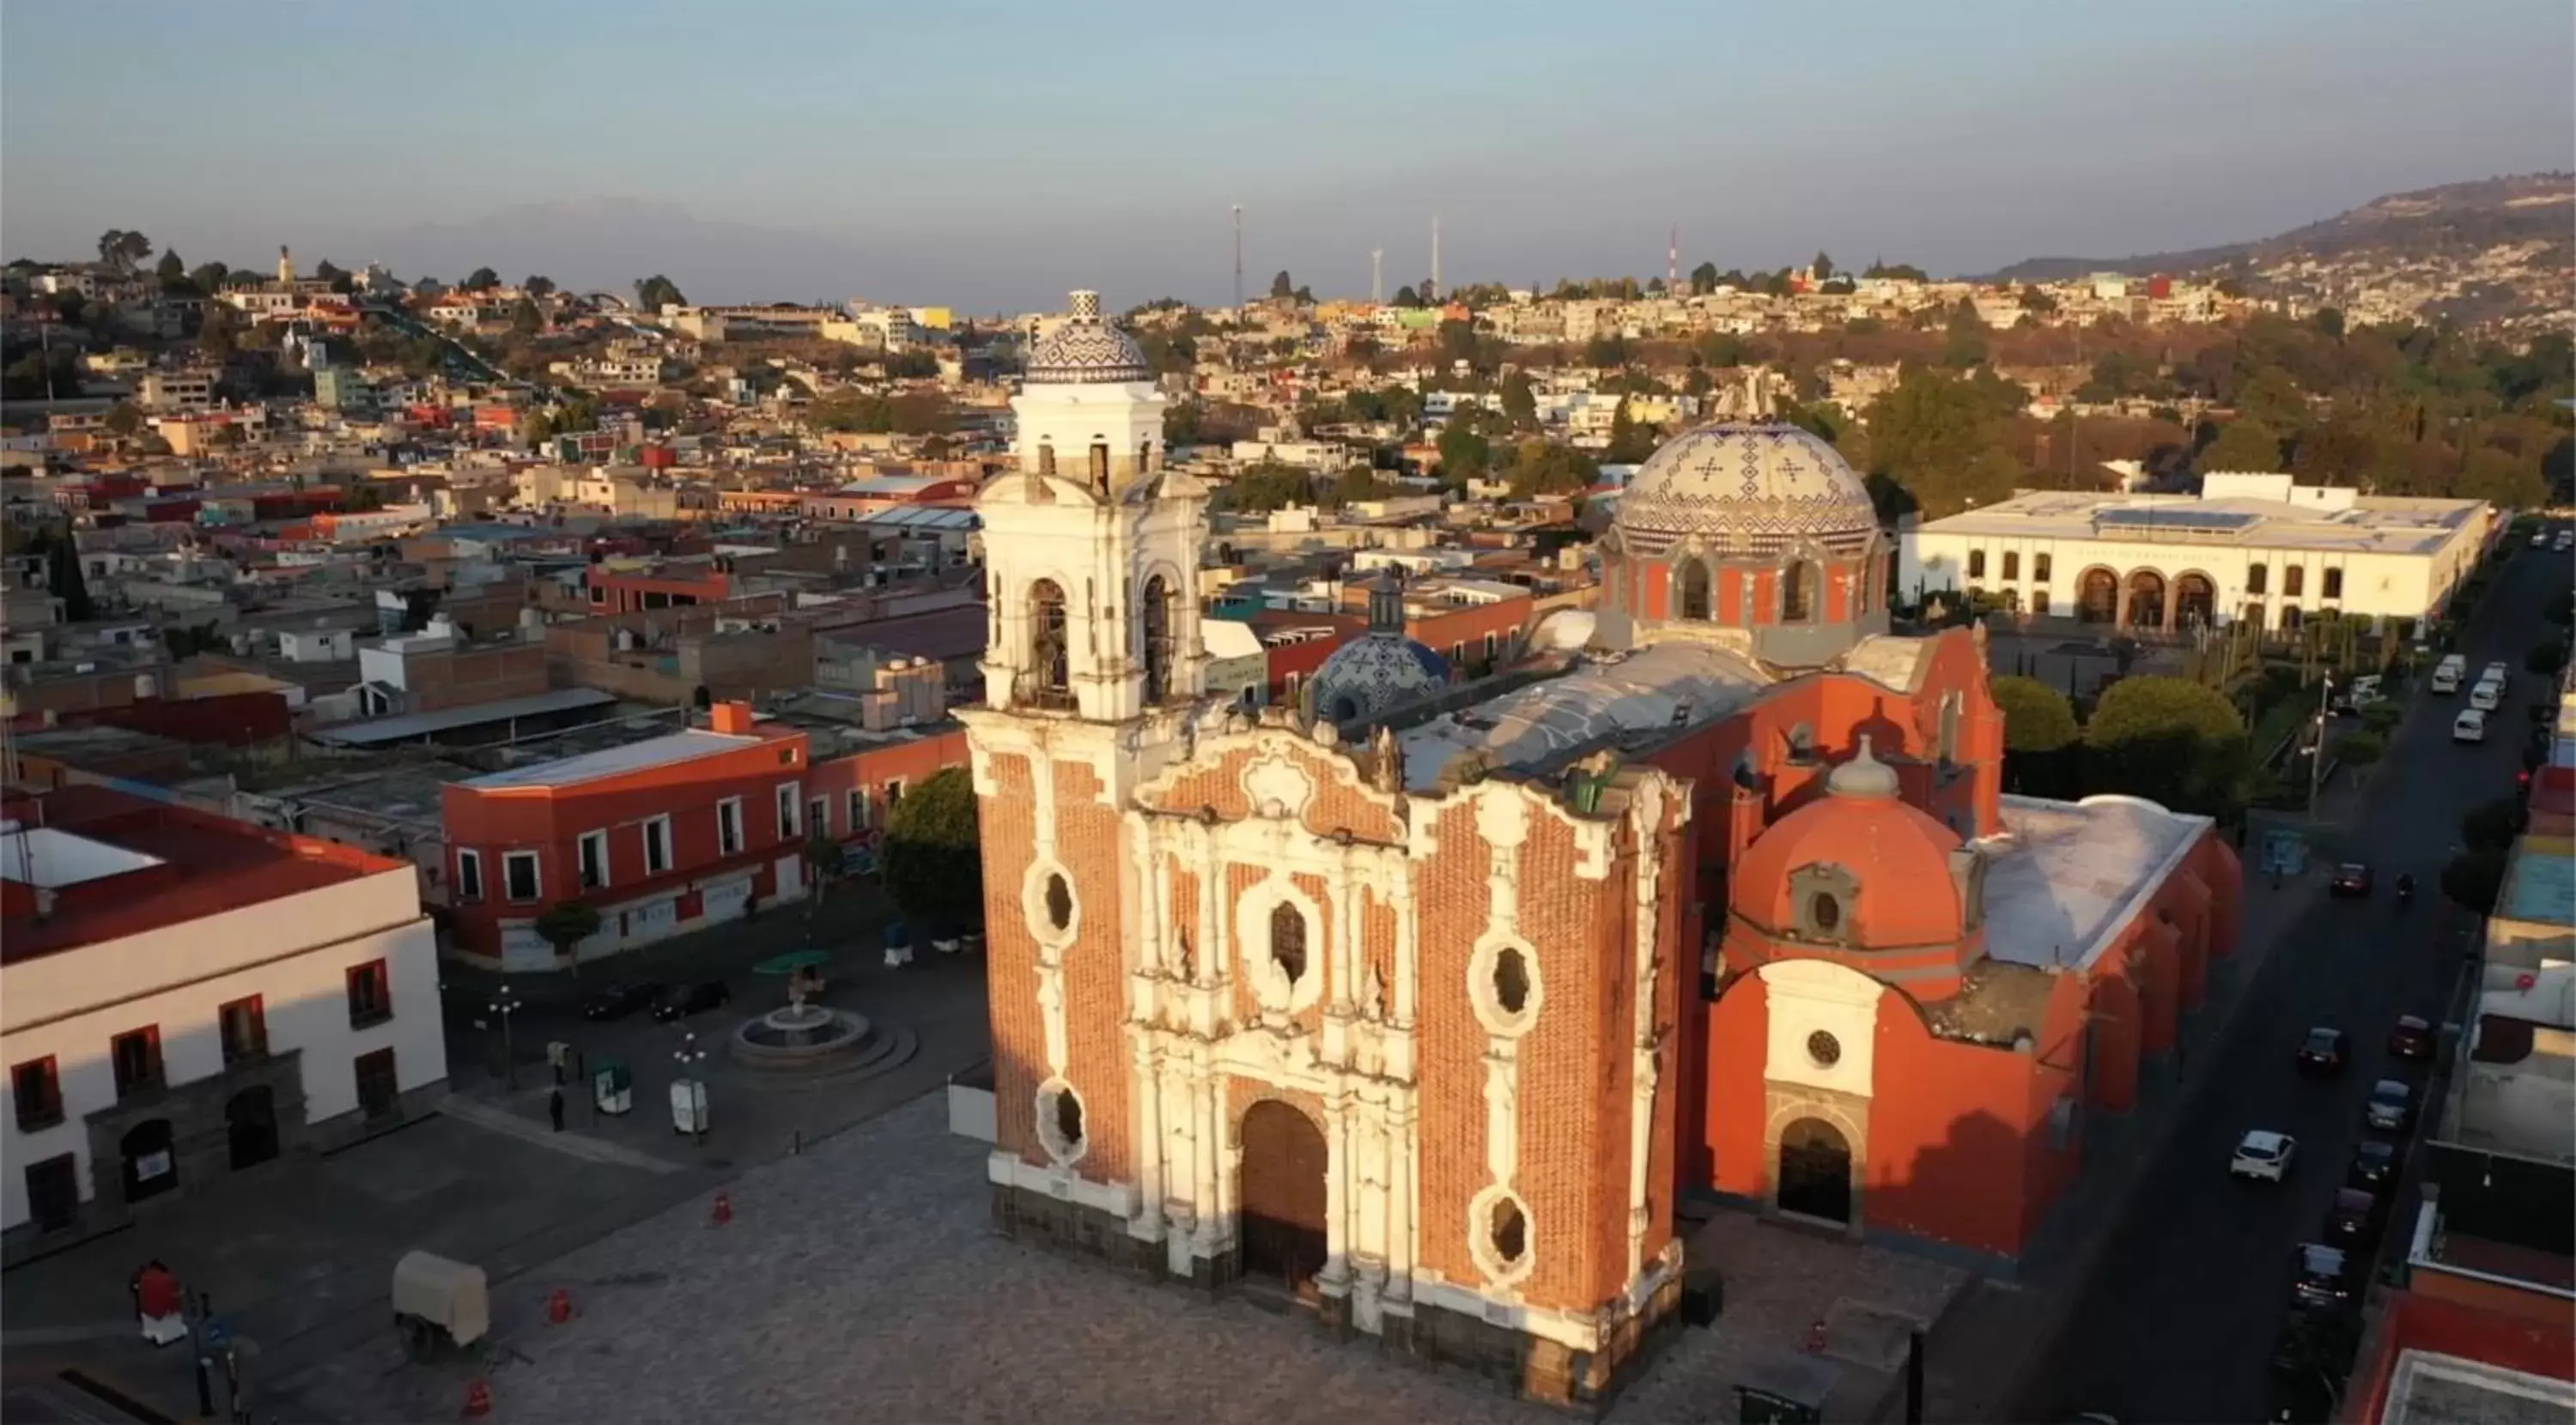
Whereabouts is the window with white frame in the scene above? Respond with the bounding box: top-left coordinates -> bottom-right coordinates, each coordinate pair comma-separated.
577,830 -> 608,889
643,816 -> 671,875
776,783 -> 800,840
807,797 -> 828,837
503,851 -> 541,903
847,788 -> 871,831
717,797 -> 744,855
456,848 -> 483,902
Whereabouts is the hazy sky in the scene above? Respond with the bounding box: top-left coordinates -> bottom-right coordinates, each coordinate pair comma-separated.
5,0 -> 2569,312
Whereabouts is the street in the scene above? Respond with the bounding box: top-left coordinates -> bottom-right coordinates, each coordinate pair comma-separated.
2029,536 -> 2564,1424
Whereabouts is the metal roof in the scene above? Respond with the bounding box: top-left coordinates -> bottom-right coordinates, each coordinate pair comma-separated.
307,687 -> 618,747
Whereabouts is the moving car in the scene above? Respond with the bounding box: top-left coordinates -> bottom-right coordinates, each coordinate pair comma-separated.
2329,864 -> 2374,898
2366,1078 -> 2414,1133
2348,1140 -> 2397,1189
2558,530 -> 2573,553
2323,1186 -> 2383,1247
2232,1129 -> 2299,1183
2453,709 -> 2488,743
2289,1242 -> 2354,1313
651,979 -> 733,1022
2470,677 -> 2503,712
2296,1027 -> 2350,1075
580,980 -> 666,1022
2431,654 -> 2466,694
2387,1014 -> 2436,1060
2482,661 -> 2512,685
2534,531 -> 2550,548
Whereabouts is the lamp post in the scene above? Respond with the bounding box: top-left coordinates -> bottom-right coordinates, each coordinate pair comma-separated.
488,984 -> 520,1089
2306,672 -> 2336,820
672,1030 -> 708,1144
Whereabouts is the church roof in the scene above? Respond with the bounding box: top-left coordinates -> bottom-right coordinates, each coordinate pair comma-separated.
1024,289 -> 1151,385
1394,640 -> 1771,793
1613,421 -> 1877,557
1978,794 -> 2209,973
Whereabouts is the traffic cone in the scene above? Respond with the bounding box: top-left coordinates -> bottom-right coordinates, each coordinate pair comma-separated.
1804,1318 -> 1829,1354
710,1191 -> 732,1226
462,1379 -> 493,1418
545,1288 -> 572,1325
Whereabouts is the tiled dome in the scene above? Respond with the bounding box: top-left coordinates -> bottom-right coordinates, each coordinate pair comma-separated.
1025,289 -> 1151,385
1615,421 -> 1877,556
1307,633 -> 1450,726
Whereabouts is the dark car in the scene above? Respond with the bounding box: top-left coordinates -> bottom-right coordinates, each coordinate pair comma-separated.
651,979 -> 732,1022
2348,1139 -> 2398,1190
2328,864 -> 2373,898
2295,1027 -> 2349,1075
2289,1242 -> 2354,1313
2387,1015 -> 2436,1061
2269,1308 -> 2360,1380
580,980 -> 665,1022
2365,1078 -> 2414,1134
2323,1187 -> 2381,1247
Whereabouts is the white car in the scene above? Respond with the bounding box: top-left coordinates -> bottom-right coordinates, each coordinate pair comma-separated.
2454,709 -> 2488,743
2482,662 -> 2511,684
2470,679 -> 2503,712
2534,531 -> 2549,548
2232,1130 -> 2298,1182
2557,531 -> 2573,553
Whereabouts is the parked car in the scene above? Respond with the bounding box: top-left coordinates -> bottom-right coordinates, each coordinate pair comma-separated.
2289,1242 -> 2354,1313
2323,1186 -> 2382,1247
2387,1015 -> 2436,1060
2365,1078 -> 2414,1133
2296,1027 -> 2350,1075
2348,1140 -> 2398,1190
2482,661 -> 2512,685
2532,531 -> 2550,549
651,979 -> 733,1022
2557,530 -> 2573,552
2232,1129 -> 2298,1183
2453,709 -> 2488,743
580,980 -> 666,1022
2329,864 -> 2374,898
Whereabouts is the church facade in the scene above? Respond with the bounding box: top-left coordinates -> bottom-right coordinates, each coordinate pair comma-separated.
964,293 -> 2239,1408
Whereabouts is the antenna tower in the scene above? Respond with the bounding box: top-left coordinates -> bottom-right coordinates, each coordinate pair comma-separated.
1230,204 -> 1243,310
1668,227 -> 1680,290
1370,248 -> 1383,305
1430,215 -> 1442,303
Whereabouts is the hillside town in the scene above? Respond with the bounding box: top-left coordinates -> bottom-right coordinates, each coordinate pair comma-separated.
3,193 -> 2572,1425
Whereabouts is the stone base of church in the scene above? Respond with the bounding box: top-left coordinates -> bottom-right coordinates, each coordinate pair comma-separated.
988,1182 -> 1173,1279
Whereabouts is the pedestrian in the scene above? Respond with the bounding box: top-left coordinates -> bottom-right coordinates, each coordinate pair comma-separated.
548,1086 -> 566,1132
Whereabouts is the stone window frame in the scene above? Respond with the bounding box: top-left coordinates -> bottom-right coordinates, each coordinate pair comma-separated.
1021,858 -> 1081,952
1034,1077 -> 1088,1167
1236,874 -> 1327,1018
1467,1181 -> 1538,1289
1786,864 -> 1859,944
1467,931 -> 1544,1040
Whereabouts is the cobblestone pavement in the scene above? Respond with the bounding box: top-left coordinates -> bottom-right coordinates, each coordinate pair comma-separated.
272,1092 -> 1961,1425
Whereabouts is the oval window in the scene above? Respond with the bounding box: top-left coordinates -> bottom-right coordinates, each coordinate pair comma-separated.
1489,1195 -> 1528,1265
1807,1030 -> 1842,1068
1270,902 -> 1308,985
1053,1088 -> 1084,1150
1044,873 -> 1073,932
1492,946 -> 1532,1016
1809,892 -> 1841,933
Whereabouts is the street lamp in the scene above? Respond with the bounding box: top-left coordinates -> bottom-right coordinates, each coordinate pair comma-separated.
2306,673 -> 2336,819
488,984 -> 520,1089
671,1030 -> 709,1144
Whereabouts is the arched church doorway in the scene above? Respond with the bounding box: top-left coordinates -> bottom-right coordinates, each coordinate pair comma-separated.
120,1119 -> 179,1204
227,1086 -> 279,1170
1776,1117 -> 1852,1224
1237,1100 -> 1328,1296
2123,570 -> 2166,630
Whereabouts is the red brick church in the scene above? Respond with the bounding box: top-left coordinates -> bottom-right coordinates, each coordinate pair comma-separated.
962,294 -> 2239,1406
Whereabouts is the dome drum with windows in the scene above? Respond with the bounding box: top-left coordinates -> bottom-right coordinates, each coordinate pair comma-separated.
1600,421 -> 1890,666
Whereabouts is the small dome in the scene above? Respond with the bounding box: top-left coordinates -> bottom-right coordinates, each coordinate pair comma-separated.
1615,421 -> 1876,556
1024,289 -> 1151,385
1307,633 -> 1449,726
1731,763 -> 1964,950
1825,735 -> 1902,799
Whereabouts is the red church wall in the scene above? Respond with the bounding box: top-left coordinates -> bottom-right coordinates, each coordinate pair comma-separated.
2018,975 -> 2093,1239
2170,870 -> 2213,1010
2196,840 -> 2244,959
1053,757 -> 1135,1186
2137,919 -> 2182,1056
1864,995 -> 2066,1258
981,752 -> 1048,1166
2087,969 -> 2142,1113
1698,975 -> 1771,1203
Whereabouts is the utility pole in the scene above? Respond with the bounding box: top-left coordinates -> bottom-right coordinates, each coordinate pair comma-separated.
1370,248 -> 1382,306
1430,215 -> 1442,304
1668,226 -> 1680,292
1230,204 -> 1243,312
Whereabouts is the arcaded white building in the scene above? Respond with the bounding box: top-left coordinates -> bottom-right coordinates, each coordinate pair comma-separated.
1899,473 -> 2496,633
2,789 -> 447,1264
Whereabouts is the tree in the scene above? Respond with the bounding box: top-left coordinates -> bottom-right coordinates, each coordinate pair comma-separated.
1689,260 -> 1720,295
199,302 -> 242,361
1163,400 -> 1207,446
2461,796 -> 2527,853
1330,465 -> 1392,506
2335,729 -> 2385,775
2084,676 -> 2251,818
40,524 -> 95,622
1605,397 -> 1659,464
1270,270 -> 1295,301
1390,284 -> 1422,309
189,261 -> 231,294
1505,440 -> 1598,500
96,229 -> 151,272
155,251 -> 185,282
511,298 -> 542,337
102,402 -> 144,437
524,275 -> 556,300
635,274 -> 686,311
2440,846 -> 2508,917
1436,421 -> 1492,485
804,829 -> 843,909
1992,676 -> 2080,753
1499,372 -> 1538,429
882,767 -> 981,929
532,901 -> 603,973
462,267 -> 501,291
1859,367 -> 2024,518
1223,459 -> 1315,513
1810,252 -> 1835,281
2019,284 -> 2060,316
2198,419 -> 2283,474
2529,640 -> 2570,676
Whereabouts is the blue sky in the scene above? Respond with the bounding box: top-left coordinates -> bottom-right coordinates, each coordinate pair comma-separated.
5,0 -> 2569,311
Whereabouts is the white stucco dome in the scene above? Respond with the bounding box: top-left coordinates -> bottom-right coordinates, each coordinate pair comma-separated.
1024,289 -> 1151,385
1613,421 -> 1877,556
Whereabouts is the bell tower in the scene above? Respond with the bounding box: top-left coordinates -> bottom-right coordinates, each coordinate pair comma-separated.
961,288 -> 1210,1238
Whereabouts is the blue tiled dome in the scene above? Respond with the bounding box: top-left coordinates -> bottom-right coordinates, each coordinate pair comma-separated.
1307,632 -> 1449,726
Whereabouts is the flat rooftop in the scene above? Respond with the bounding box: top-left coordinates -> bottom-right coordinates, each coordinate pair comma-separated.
1981,795 -> 2212,973
2498,836 -> 2575,927
1,787 -> 398,963
2384,1352 -> 2576,1425
460,729 -> 766,790
307,687 -> 621,747
1915,489 -> 2485,557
